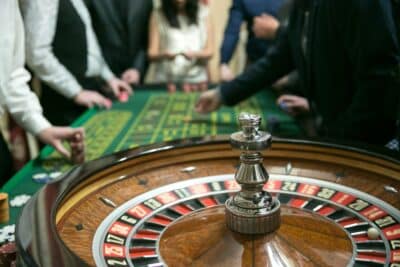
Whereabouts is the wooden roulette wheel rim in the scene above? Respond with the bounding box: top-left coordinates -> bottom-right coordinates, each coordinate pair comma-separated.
16,136 -> 400,267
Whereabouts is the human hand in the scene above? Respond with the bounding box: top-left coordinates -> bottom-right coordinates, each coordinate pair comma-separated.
277,94 -> 310,116
38,127 -> 85,164
164,51 -> 178,60
74,90 -> 112,109
182,82 -> 208,93
182,51 -> 197,60
272,75 -> 290,90
107,78 -> 133,100
253,13 -> 280,40
195,88 -> 222,113
220,64 -> 234,82
167,83 -> 177,93
167,82 -> 208,93
121,69 -> 140,85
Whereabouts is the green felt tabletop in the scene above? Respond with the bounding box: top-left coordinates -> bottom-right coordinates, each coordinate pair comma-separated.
1,88 -> 301,227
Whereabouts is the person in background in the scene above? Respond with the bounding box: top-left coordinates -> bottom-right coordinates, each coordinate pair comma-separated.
0,0 -> 85,186
196,0 -> 400,146
86,0 -> 153,85
20,0 -> 132,126
220,0 -> 285,82
385,0 -> 400,152
148,0 -> 214,93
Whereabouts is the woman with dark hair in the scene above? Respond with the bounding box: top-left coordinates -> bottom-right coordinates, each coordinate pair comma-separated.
148,0 -> 214,92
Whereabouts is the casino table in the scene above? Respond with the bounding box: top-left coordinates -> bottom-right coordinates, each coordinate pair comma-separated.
9,88 -> 400,267
15,122 -> 400,266
0,88 -> 301,230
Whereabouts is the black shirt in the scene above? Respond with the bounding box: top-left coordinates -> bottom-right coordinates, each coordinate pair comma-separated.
221,0 -> 400,144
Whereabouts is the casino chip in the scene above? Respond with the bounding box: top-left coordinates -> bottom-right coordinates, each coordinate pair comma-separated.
32,173 -> 50,183
386,138 -> 400,151
10,195 -> 31,208
118,91 -> 129,103
279,101 -> 290,112
49,172 -> 63,179
0,242 -> 16,266
0,225 -> 15,244
32,172 -> 63,184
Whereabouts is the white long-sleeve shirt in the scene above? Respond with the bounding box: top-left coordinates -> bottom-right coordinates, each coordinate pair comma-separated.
20,0 -> 115,99
0,0 -> 51,135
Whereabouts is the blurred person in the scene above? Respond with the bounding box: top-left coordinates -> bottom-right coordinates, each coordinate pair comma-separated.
20,0 -> 132,126
148,0 -> 214,93
196,0 -> 400,145
385,0 -> 400,152
86,0 -> 153,85
220,0 -> 285,82
0,0 -> 85,185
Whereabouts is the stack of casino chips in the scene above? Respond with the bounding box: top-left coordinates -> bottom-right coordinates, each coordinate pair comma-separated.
0,242 -> 16,267
0,193 -> 9,224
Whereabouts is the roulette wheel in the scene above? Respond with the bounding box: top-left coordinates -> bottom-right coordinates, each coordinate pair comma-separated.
16,114 -> 400,267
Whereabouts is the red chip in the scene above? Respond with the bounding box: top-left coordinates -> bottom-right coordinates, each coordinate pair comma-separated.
118,91 -> 129,103
0,243 -> 16,265
0,243 -> 16,254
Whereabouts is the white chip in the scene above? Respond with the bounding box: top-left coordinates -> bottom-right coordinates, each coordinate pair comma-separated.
0,233 -> 14,243
0,224 -> 16,243
32,173 -> 52,184
0,224 -> 15,243
10,195 -> 31,207
33,173 -> 47,180
50,172 -> 63,179
0,234 -> 7,244
6,235 -> 15,242
1,225 -> 15,235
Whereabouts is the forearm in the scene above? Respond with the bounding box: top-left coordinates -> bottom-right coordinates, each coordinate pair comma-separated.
220,29 -> 295,105
18,113 -> 52,136
26,55 -> 82,98
220,57 -> 281,105
4,68 -> 51,135
132,50 -> 147,75
220,0 -> 243,64
191,49 -> 213,61
220,38 -> 237,64
100,63 -> 115,82
22,0 -> 82,99
148,51 -> 173,62
1,0 -> 52,135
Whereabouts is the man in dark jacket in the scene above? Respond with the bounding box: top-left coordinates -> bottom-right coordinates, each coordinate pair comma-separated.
86,0 -> 153,85
197,0 -> 400,145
